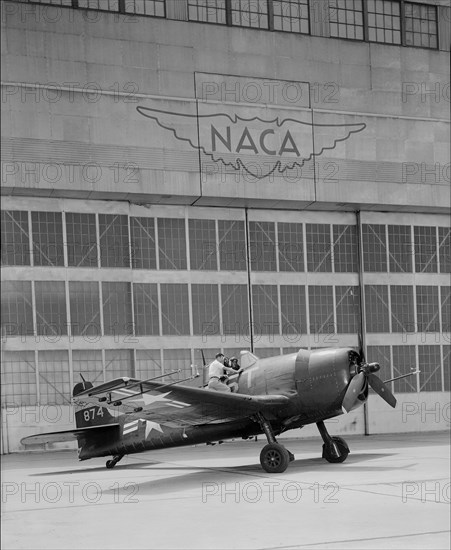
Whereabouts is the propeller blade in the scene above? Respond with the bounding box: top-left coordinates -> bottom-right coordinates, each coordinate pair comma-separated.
342,372 -> 366,413
368,373 -> 397,408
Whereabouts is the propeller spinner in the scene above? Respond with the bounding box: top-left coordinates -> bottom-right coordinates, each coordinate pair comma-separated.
342,344 -> 397,413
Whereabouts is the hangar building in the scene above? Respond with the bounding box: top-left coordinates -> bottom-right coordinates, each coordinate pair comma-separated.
1,0 -> 450,452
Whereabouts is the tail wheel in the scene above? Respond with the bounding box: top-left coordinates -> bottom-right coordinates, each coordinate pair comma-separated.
260,443 -> 290,473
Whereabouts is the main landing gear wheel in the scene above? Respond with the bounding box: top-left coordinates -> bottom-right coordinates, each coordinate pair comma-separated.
260,443 -> 291,473
322,436 -> 349,464
106,454 -> 124,469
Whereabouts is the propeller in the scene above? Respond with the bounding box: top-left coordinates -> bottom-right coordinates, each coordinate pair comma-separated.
342,337 -> 397,413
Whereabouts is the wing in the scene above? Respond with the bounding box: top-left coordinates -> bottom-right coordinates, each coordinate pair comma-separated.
74,378 -> 291,428
21,423 -> 120,446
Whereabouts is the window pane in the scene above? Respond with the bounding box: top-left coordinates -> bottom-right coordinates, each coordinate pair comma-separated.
158,218 -> 187,270
414,226 -> 437,273
306,224 -> 331,272
130,217 -> 157,270
416,286 -> 439,332
439,228 -> 450,273
38,350 -> 71,405
333,225 -> 358,272
365,285 -> 390,332
191,284 -> 220,336
32,211 -> 64,267
388,225 -> 412,273
189,219 -> 217,270
362,224 -> 387,272
163,349 -> 192,381
135,349 -> 162,379
404,2 -> 437,49
278,222 -> 304,272
252,285 -> 279,335
133,283 -> 159,336
1,351 -> 37,406
249,222 -> 276,271
367,345 -> 392,392
367,0 -> 401,44
280,285 -> 306,336
1,211 -> 30,266
390,285 -> 414,333
102,282 -> 133,335
69,281 -> 101,337
188,0 -> 227,24
160,284 -> 190,335
308,286 -> 334,335
72,349 -> 104,386
393,346 -> 417,393
441,286 -> 450,333
35,281 -> 67,337
336,286 -> 360,333
99,214 -> 129,268
328,0 -> 364,40
218,220 -> 247,271
1,281 -> 34,336
230,0 -> 269,29
419,345 -> 442,391
105,349 -> 133,381
221,284 -> 249,335
273,0 -> 309,34
66,213 -> 98,267
124,0 -> 166,17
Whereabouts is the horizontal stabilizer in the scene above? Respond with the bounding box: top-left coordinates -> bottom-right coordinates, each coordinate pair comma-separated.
21,423 -> 120,446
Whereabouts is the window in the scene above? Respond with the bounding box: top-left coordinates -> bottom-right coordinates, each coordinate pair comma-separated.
390,285 -> 414,333
306,224 -> 332,272
191,284 -> 220,336
99,214 -> 129,268
130,217 -> 157,270
38,350 -> 71,405
221,284 -> 249,335
124,0 -> 165,17
392,345 -> 417,393
32,211 -> 64,267
365,285 -> 390,333
418,345 -> 442,391
362,224 -> 387,272
336,286 -> 360,334
439,228 -> 451,273
133,283 -> 159,336
188,0 -> 227,24
278,222 -> 304,272
333,225 -> 358,272
252,285 -> 279,335
416,286 -> 439,332
102,282 -> 133,335
231,0 -> 268,29
1,211 -> 30,266
163,349 -> 192,381
405,2 -> 437,49
388,225 -> 412,273
66,213 -> 97,267
189,219 -> 217,270
414,226 -> 437,273
105,349 -> 133,381
444,345 -> 450,392
249,222 -> 276,271
367,0 -> 401,45
158,218 -> 187,270
1,281 -> 34,336
273,0 -> 309,34
441,286 -> 451,333
69,281 -> 101,337
72,350 -> 104,385
329,0 -> 364,40
308,286 -> 334,335
367,346 -> 392,391
35,281 -> 67,337
160,284 -> 190,335
218,220 -> 247,271
78,0 -> 119,10
135,349 -> 162,380
280,285 -> 306,335
1,351 -> 37,406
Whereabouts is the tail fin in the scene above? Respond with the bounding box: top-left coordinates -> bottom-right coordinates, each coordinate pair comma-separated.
73,380 -> 115,429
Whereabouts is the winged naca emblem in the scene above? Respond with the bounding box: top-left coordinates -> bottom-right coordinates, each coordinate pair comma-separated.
137,103 -> 366,179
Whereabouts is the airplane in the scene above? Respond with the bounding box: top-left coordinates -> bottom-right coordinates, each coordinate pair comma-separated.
21,342 -> 417,474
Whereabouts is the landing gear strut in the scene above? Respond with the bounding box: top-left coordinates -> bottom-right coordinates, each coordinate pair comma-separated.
255,413 -> 294,473
316,421 -> 349,463
106,454 -> 124,469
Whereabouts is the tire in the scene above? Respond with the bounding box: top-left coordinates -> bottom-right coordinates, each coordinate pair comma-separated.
106,459 -> 115,469
322,437 -> 350,464
260,443 -> 290,473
